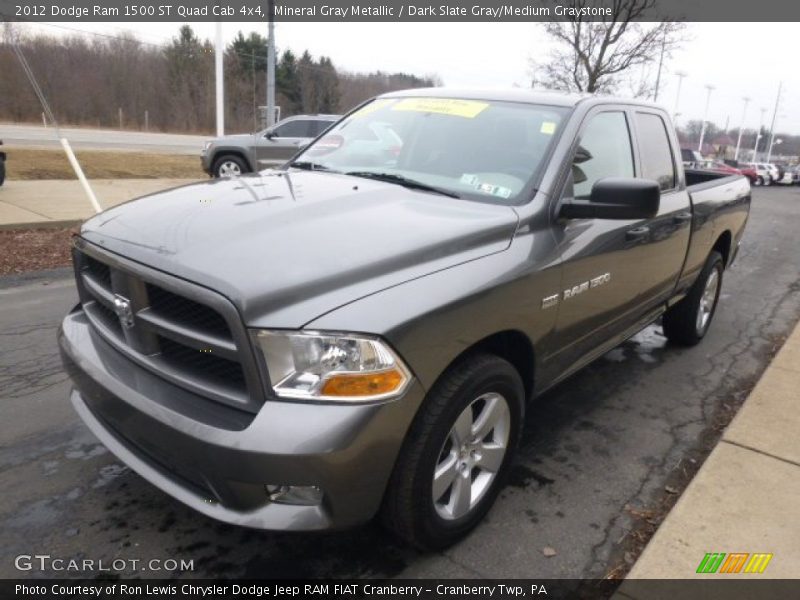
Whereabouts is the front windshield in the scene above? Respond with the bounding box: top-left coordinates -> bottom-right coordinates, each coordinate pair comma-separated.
291,97 -> 569,204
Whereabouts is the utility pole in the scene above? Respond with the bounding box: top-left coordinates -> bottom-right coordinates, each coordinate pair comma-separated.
215,20 -> 225,137
697,84 -> 715,154
653,30 -> 667,102
266,0 -> 276,127
766,81 -> 783,164
734,96 -> 750,161
673,71 -> 687,123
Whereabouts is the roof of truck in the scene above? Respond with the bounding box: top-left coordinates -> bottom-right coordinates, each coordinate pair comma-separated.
379,87 -> 664,110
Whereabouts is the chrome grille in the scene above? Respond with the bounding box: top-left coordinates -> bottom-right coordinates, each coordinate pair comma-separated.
72,241 -> 264,413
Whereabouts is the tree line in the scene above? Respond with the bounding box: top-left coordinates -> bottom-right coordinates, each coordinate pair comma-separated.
0,24 -> 440,134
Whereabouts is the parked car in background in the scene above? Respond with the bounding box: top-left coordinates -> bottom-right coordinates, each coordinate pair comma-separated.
0,140 -> 6,187
697,160 -> 756,185
744,162 -> 776,186
202,114 -> 340,178
680,148 -> 703,168
775,165 -> 798,185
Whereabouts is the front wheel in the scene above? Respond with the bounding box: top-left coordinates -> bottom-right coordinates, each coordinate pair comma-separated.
662,251 -> 724,346
212,154 -> 248,178
754,176 -> 763,187
382,354 -> 524,550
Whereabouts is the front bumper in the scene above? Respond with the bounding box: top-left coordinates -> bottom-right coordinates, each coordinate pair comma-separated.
59,309 -> 425,531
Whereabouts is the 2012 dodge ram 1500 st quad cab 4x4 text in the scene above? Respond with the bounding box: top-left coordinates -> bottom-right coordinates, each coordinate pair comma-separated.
59,89 -> 750,550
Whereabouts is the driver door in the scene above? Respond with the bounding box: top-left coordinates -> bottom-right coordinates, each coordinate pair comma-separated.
548,109 -> 656,370
256,119 -> 313,166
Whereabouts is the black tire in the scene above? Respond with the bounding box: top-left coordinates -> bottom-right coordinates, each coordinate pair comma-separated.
381,353 -> 524,550
663,251 -> 724,346
0,159 -> 5,187
212,154 -> 248,178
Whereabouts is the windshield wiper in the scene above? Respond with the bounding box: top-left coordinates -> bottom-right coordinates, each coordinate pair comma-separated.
289,160 -> 337,172
345,171 -> 461,198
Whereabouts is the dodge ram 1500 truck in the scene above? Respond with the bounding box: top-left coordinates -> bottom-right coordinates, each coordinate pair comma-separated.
59,89 -> 750,550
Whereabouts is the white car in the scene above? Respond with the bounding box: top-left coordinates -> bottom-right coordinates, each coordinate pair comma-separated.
744,162 -> 778,186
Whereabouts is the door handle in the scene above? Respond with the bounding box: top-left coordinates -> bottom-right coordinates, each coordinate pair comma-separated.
673,212 -> 692,224
626,226 -> 650,241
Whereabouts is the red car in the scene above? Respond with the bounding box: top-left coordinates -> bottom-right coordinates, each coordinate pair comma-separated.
700,160 -> 757,185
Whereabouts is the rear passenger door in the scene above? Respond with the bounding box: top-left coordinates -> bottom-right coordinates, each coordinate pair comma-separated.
629,110 -> 692,311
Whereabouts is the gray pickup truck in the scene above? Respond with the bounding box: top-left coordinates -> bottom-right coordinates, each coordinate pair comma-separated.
59,89 -> 750,550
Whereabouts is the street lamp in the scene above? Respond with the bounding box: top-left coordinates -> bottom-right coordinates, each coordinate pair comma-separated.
734,96 -> 750,161
697,84 -> 715,154
673,71 -> 687,121
752,107 -> 767,162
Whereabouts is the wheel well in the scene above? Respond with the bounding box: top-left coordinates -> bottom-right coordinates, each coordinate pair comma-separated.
713,230 -> 733,267
212,150 -> 252,172
451,330 -> 535,401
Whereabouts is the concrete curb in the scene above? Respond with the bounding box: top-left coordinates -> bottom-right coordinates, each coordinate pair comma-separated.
616,320 -> 800,590
0,219 -> 82,231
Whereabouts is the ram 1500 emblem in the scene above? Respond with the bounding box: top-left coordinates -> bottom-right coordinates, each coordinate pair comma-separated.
113,294 -> 135,330
544,272 -> 612,306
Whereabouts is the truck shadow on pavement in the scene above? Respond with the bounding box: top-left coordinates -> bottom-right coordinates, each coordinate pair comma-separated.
7,325 -> 681,580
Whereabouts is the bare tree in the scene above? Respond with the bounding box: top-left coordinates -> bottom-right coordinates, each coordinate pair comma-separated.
531,0 -> 686,97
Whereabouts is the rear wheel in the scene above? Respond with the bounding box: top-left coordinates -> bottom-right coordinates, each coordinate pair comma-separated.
663,251 -> 724,346
382,354 -> 524,550
212,154 -> 248,178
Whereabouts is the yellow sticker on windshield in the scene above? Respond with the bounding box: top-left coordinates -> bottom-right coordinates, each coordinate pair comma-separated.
540,121 -> 556,135
392,98 -> 489,118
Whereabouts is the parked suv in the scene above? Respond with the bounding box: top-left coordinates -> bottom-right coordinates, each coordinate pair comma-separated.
61,90 -> 749,550
201,114 -> 340,177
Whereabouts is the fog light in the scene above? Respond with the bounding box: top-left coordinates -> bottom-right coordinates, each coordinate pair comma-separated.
265,484 -> 323,506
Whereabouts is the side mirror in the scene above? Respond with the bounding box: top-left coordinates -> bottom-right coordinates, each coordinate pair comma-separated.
560,177 -> 660,220
265,130 -> 276,140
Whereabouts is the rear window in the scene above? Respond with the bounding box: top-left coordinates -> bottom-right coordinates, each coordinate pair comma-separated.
635,113 -> 676,191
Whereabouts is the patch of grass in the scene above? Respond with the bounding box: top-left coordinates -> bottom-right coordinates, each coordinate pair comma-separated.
5,147 -> 205,180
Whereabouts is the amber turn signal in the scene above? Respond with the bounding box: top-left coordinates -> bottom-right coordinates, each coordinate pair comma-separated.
320,369 -> 406,397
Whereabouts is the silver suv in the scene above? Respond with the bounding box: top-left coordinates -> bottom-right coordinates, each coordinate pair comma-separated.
201,114 -> 339,177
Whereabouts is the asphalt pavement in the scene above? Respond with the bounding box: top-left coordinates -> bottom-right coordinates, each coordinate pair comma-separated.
1,187 -> 799,581
1,123 -> 208,155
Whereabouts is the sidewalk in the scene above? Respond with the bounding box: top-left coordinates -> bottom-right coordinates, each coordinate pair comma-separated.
616,321 -> 800,591
0,178 -> 199,229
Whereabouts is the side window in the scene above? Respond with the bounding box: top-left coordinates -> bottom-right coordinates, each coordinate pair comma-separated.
635,112 -> 676,191
273,120 -> 311,138
310,120 -> 334,136
573,111 -> 634,199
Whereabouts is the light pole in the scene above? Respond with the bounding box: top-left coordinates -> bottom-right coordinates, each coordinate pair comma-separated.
266,0 -> 276,128
766,82 -> 783,164
752,107 -> 767,162
697,84 -> 715,154
673,71 -> 687,121
734,96 -> 750,161
214,20 -> 224,137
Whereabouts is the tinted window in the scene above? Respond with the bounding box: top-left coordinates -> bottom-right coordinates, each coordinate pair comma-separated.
274,120 -> 311,138
309,120 -> 335,136
635,112 -> 676,191
573,112 -> 634,199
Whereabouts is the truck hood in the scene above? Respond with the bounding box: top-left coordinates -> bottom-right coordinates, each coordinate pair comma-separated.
80,171 -> 518,328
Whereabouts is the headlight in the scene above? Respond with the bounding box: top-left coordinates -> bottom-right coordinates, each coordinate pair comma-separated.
253,330 -> 412,402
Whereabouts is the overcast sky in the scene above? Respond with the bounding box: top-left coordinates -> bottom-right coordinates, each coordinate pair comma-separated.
23,21 -> 799,134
